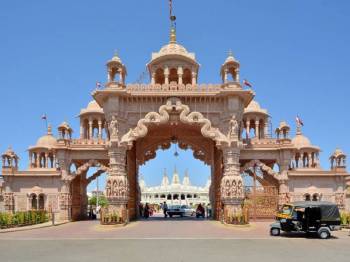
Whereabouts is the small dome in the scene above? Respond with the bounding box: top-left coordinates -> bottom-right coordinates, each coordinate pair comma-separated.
244,100 -> 268,115
33,125 -> 57,149
331,148 -> 346,159
2,147 -> 18,158
87,101 -> 101,111
80,100 -> 104,116
292,134 -> 312,149
224,50 -> 239,64
36,134 -> 57,149
58,121 -> 71,130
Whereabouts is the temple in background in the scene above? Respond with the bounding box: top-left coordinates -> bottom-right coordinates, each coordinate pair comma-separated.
139,168 -> 210,206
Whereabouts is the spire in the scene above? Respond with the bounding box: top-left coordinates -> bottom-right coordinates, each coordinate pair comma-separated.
170,27 -> 177,44
47,124 -> 52,135
169,0 -> 177,44
182,169 -> 191,186
172,166 -> 180,184
161,168 -> 169,187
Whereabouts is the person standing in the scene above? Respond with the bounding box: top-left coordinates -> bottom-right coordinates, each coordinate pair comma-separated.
163,201 -> 168,218
144,203 -> 150,219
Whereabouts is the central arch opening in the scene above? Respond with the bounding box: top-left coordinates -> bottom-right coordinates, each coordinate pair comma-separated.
126,121 -> 223,221
138,142 -> 211,220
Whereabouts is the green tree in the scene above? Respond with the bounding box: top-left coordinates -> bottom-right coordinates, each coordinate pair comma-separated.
88,195 -> 108,207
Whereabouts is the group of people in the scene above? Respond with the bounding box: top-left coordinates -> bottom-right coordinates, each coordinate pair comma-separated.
139,203 -> 155,219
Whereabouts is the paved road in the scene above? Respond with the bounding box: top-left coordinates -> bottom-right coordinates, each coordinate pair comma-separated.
0,216 -> 349,262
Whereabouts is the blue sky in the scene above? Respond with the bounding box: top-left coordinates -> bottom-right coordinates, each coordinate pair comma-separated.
1,0 -> 349,191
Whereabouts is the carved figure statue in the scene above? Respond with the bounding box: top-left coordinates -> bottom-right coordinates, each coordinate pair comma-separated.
109,116 -> 119,138
228,115 -> 238,139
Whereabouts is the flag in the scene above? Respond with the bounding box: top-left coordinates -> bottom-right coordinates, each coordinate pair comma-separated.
41,114 -> 47,120
296,116 -> 304,126
96,82 -> 102,88
243,79 -> 252,88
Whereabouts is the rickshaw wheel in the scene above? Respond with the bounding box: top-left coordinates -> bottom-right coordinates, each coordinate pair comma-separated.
270,228 -> 280,236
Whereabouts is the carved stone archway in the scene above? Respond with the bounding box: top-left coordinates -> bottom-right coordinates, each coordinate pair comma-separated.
104,98 -> 244,222
70,160 -> 109,221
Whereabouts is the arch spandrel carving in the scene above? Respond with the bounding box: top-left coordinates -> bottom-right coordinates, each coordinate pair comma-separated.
120,98 -> 234,149
240,160 -> 288,182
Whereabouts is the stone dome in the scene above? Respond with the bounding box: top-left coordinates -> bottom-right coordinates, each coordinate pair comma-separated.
79,100 -> 104,116
292,134 -> 312,149
34,126 -> 57,149
244,100 -> 268,115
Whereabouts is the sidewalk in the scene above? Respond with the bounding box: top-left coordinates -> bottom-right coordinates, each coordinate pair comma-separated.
0,220 -> 69,234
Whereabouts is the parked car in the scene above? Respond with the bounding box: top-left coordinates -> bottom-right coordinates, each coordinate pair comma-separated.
270,201 -> 341,239
167,205 -> 195,217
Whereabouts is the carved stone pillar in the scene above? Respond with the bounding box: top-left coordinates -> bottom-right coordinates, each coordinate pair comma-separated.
246,119 -> 250,139
98,120 -> 103,140
88,119 -> 93,139
177,67 -> 183,85
105,145 -> 129,222
192,72 -> 197,85
57,158 -> 72,221
220,147 -> 244,223
255,119 -> 260,139
4,192 -> 14,212
224,68 -> 228,84
164,67 -> 169,85
80,121 -> 84,139
236,68 -> 240,83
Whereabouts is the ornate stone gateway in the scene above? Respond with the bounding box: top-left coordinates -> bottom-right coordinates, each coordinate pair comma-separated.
1,12 -> 349,223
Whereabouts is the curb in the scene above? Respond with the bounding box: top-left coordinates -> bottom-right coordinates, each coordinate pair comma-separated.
0,221 -> 70,234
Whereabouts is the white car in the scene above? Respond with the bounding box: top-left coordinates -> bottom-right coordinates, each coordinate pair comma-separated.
167,205 -> 195,217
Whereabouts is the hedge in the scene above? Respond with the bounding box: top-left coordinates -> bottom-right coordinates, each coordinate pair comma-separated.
0,210 -> 48,229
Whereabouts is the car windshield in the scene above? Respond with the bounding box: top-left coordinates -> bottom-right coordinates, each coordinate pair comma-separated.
169,205 -> 181,209
280,205 -> 293,215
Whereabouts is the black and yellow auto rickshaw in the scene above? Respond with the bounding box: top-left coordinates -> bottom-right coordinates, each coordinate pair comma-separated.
270,201 -> 341,239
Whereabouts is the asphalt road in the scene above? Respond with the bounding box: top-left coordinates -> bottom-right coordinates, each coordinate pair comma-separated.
0,239 -> 349,262
0,217 -> 349,262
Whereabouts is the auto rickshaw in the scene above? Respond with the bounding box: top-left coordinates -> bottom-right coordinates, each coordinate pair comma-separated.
270,201 -> 341,239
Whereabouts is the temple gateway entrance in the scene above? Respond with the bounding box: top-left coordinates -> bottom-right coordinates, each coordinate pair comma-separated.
101,98 -> 245,222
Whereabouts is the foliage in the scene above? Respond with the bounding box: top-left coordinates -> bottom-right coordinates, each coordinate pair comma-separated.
101,210 -> 123,225
340,212 -> 350,225
88,195 -> 108,207
0,211 -> 48,229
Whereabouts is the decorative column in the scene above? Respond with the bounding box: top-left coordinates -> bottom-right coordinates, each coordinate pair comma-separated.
80,121 -> 84,139
45,153 -> 49,168
57,158 -> 72,221
224,68 -> 228,84
277,159 -> 290,206
104,115 -> 129,222
192,72 -> 197,85
255,119 -> 260,139
98,120 -> 103,140
151,71 -> 156,85
246,119 -> 250,139
236,68 -> 240,83
29,152 -> 33,168
88,119 -> 93,140
178,66 -> 183,85
264,121 -> 269,138
164,67 -> 169,85
220,147 -> 244,223
308,153 -> 312,168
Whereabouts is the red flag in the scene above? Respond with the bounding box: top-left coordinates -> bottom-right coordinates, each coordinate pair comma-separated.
296,116 -> 304,126
243,79 -> 252,88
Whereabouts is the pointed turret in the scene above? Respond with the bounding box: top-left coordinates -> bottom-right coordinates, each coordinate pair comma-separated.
161,168 -> 170,187
182,169 -> 191,186
171,166 -> 180,185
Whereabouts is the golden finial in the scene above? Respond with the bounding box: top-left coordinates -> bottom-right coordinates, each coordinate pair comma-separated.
170,27 -> 177,43
47,124 -> 52,135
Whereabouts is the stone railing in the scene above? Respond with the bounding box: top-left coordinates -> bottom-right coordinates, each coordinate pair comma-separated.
71,139 -> 107,146
125,83 -> 225,93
